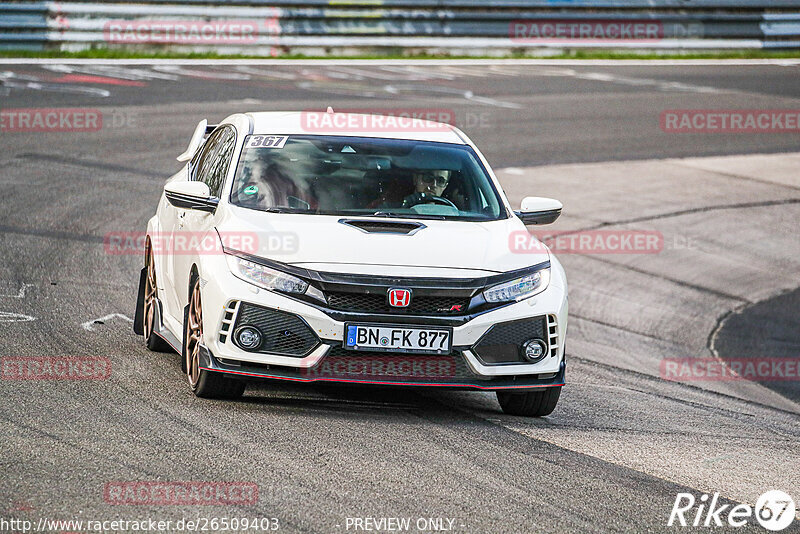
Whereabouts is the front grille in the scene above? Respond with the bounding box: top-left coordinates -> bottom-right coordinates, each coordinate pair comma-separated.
325,291 -> 470,315
233,303 -> 320,357
473,316 -> 548,365
305,347 -> 478,382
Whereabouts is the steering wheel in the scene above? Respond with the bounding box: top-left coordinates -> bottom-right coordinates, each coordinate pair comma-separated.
407,193 -> 457,209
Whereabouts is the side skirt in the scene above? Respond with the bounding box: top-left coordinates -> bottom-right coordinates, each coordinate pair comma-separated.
151,297 -> 183,353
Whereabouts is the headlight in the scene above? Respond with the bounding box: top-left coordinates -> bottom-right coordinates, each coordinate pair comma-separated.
226,254 -> 311,295
483,268 -> 550,303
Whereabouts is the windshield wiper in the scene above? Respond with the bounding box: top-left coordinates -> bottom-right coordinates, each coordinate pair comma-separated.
261,207 -> 447,220
369,211 -> 446,220
262,207 -> 308,214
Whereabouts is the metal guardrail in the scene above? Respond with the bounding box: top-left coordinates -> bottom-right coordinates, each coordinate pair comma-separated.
1,1 -> 799,53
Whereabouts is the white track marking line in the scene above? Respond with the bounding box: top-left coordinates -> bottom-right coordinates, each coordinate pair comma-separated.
379,65 -> 456,80
466,94 -> 522,109
40,64 -> 178,81
296,81 -> 384,98
0,311 -> 36,323
0,283 -> 34,299
0,71 -> 111,97
384,83 -> 522,109
81,313 -> 134,332
334,66 -> 422,80
487,65 -> 530,76
151,65 -> 251,80
437,65 -> 490,77
233,65 -> 298,80
536,68 -> 722,93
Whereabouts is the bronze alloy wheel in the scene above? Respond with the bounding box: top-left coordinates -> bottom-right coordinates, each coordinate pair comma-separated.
143,245 -> 171,352
185,279 -> 203,388
144,247 -> 157,339
183,276 -> 246,399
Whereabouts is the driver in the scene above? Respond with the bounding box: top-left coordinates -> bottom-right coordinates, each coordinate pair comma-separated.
402,169 -> 451,208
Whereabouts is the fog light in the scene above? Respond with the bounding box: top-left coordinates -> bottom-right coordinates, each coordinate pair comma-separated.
521,338 -> 547,363
235,326 -> 262,350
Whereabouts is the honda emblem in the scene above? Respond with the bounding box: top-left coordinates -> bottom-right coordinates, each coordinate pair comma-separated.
388,288 -> 412,308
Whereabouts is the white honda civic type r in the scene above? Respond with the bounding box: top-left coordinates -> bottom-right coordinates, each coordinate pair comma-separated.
134,110 -> 568,416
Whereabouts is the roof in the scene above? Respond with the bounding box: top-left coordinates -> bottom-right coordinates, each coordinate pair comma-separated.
243,111 -> 466,144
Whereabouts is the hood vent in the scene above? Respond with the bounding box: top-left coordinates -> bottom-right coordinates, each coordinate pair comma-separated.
339,219 -> 425,235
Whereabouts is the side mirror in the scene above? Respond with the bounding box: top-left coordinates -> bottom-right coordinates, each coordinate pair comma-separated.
164,181 -> 218,213
515,197 -> 562,225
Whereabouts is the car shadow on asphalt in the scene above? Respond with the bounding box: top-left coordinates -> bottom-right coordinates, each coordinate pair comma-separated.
239,380 -> 477,417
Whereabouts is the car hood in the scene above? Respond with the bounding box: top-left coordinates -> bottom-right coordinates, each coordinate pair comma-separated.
217,207 -> 549,276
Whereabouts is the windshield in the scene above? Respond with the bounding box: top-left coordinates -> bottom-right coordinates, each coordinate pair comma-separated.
230,135 -> 506,221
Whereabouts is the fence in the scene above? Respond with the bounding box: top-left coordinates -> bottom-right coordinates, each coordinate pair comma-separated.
1,1 -> 799,54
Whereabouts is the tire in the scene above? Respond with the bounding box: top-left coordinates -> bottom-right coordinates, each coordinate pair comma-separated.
143,245 -> 172,352
497,386 -> 561,417
184,275 -> 245,400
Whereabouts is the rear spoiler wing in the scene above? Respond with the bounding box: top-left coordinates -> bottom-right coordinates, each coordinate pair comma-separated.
176,120 -> 218,162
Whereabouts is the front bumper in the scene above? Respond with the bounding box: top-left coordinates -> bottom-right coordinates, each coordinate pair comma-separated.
193,258 -> 568,390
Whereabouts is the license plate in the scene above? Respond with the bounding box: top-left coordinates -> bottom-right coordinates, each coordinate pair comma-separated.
344,323 -> 452,355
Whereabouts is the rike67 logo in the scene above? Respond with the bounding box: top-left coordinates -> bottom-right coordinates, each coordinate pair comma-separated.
668,490 -> 796,531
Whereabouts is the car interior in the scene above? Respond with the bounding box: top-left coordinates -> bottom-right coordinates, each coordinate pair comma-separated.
230,136 -> 500,219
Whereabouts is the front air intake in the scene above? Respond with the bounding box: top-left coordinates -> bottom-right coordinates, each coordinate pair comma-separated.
233,303 -> 320,357
473,316 -> 549,365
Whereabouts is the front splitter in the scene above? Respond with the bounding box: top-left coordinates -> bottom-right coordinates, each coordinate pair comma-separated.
198,346 -> 565,391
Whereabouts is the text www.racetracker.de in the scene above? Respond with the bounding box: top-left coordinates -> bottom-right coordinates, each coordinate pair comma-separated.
0,516 -> 280,532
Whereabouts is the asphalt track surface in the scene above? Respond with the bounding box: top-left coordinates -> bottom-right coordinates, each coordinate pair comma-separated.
1,61 -> 799,533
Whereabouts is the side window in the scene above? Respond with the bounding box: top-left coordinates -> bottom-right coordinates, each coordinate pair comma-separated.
202,128 -> 236,198
190,129 -> 223,184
